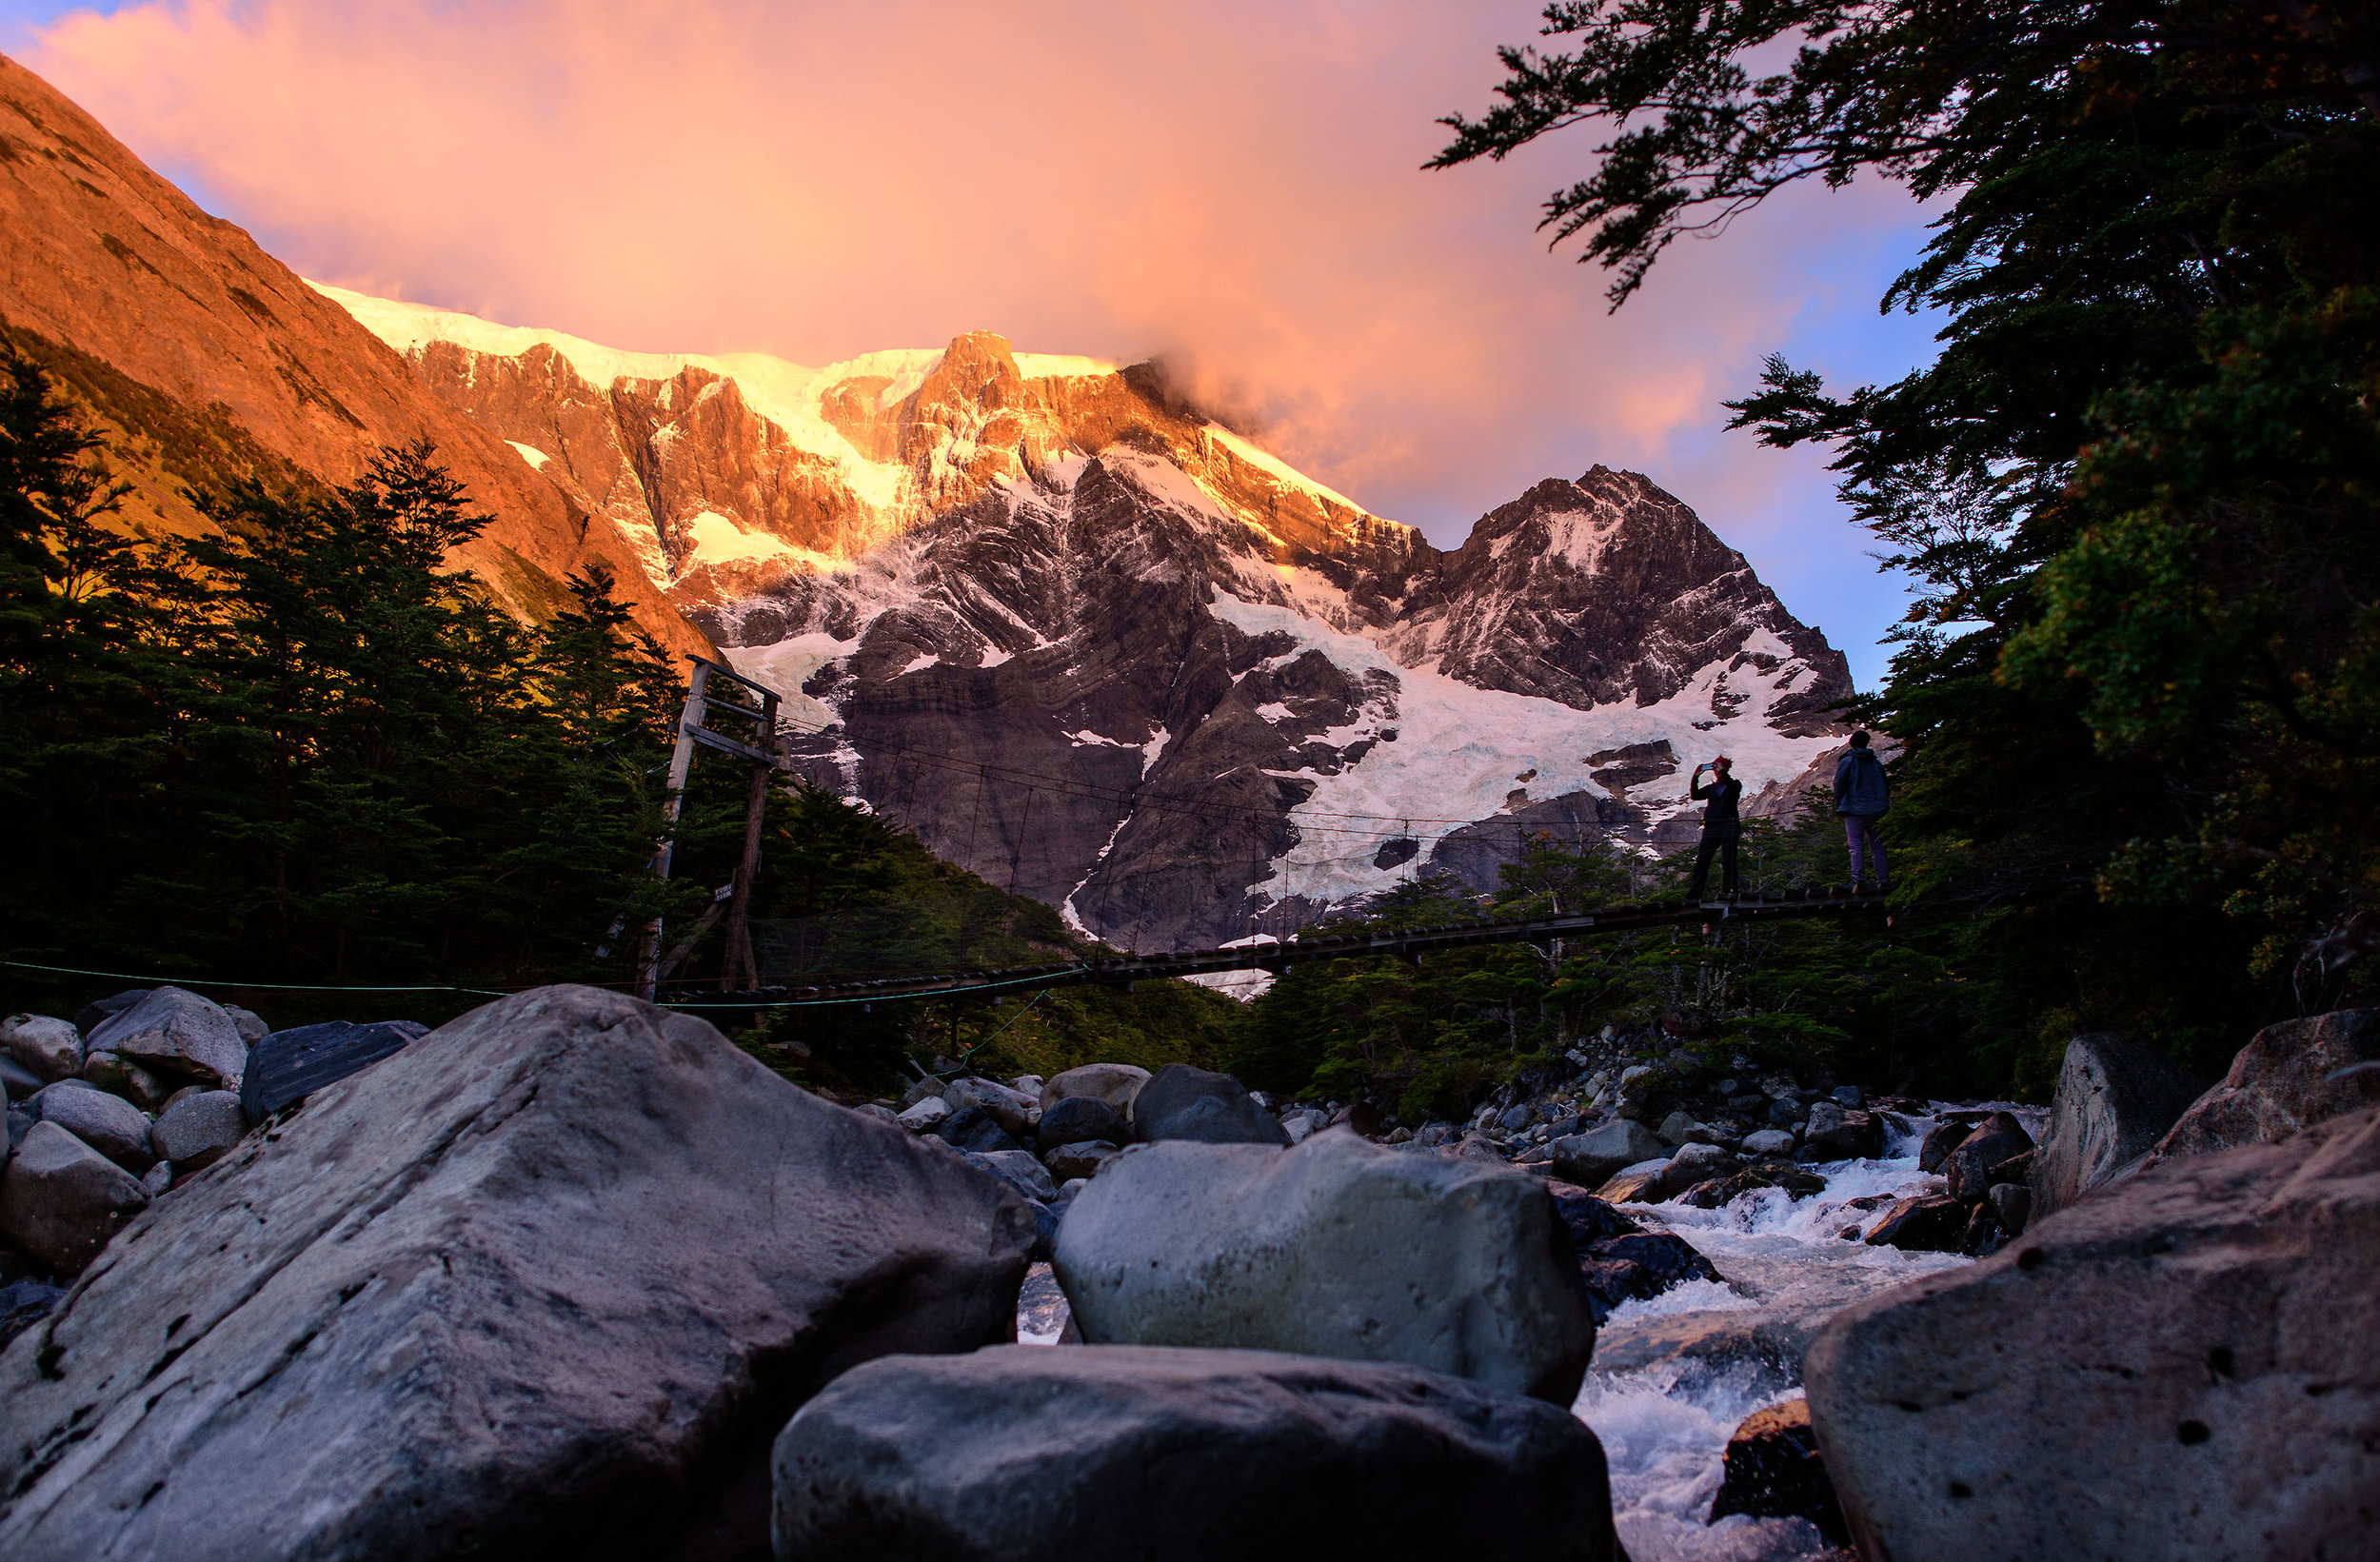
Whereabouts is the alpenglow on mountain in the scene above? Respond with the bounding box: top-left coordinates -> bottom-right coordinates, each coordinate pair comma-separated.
321,288 -> 1856,948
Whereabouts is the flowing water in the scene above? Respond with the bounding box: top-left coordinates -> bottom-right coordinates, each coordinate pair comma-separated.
1011,1104 -> 2046,1557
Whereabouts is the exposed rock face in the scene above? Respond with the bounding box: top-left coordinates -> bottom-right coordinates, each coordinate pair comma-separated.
2151,1007 -> 2380,1164
1807,1105 -> 2380,1562
0,985 -> 1036,1562
0,58 -> 703,656
771,1345 -> 1620,1561
1054,1129 -> 1595,1402
327,294 -> 1854,949
2031,1033 -> 2202,1217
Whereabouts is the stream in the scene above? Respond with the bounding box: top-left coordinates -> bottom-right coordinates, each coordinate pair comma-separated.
1012,1104 -> 2045,1559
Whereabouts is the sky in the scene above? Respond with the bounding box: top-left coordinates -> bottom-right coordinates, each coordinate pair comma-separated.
3,0 -> 1944,689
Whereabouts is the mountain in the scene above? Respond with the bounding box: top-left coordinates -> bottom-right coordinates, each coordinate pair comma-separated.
0,54 -> 703,654
1,52 -> 1854,951
328,297 -> 1855,948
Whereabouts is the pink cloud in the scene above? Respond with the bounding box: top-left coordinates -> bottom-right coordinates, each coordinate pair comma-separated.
23,0 -> 1938,680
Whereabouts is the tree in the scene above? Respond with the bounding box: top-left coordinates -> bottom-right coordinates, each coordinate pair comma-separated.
1435,0 -> 2380,1078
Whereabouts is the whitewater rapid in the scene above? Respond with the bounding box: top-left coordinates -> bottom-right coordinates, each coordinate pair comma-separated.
1010,1105 -> 2045,1557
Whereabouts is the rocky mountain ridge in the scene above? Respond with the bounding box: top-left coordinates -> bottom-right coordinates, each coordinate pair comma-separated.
330,284 -> 1855,947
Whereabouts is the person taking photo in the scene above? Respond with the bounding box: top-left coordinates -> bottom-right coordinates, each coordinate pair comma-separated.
1686,755 -> 1742,900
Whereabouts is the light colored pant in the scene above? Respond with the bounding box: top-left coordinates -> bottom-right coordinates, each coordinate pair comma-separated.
1845,814 -> 1888,884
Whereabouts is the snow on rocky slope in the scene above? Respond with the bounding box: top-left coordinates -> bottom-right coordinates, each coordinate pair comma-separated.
324,288 -> 1854,948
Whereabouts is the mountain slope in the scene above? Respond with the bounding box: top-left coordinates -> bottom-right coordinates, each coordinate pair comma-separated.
0,54 -> 703,654
331,293 -> 1855,947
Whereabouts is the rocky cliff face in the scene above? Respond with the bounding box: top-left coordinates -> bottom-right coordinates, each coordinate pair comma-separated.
0,54 -> 704,655
330,290 -> 1854,948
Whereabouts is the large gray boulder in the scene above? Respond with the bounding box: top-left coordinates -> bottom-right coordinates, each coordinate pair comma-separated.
1054,1128 -> 1594,1402
2030,1032 -> 2201,1217
29,1082 -> 154,1174
1551,1117 -> 1663,1187
1129,1062 -> 1289,1145
771,1345 -> 1619,1561
1807,1104 -> 2380,1561
1037,1095 -> 1129,1149
0,985 -> 1037,1562
0,1016 -> 82,1084
148,1091 -> 247,1172
82,985 -> 245,1090
2152,1007 -> 2380,1165
1037,1062 -> 1150,1115
0,1122 -> 149,1274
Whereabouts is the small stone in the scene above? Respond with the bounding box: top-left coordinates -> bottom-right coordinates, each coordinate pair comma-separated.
223,1006 -> 269,1048
943,1076 -> 1038,1138
141,1161 -> 173,1197
80,1051 -> 129,1093
1830,1085 -> 1866,1109
1007,1075 -> 1044,1098
1918,1117 -> 1969,1173
964,1148 -> 1060,1204
1988,1180 -> 2032,1235
0,1120 -> 150,1273
1740,1127 -> 1797,1157
1043,1139 -> 1121,1182
1655,1109 -> 1697,1145
896,1096 -> 952,1132
149,1091 -> 247,1172
1499,1104 -> 1536,1133
121,1061 -> 172,1114
0,1015 -> 83,1084
1597,1159 -> 1670,1204
1707,1397 -> 1847,1542
30,1081 -> 155,1173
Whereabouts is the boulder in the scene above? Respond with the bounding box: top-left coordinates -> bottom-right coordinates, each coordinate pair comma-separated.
1708,1397 -> 1848,1542
0,985 -> 1037,1562
1545,1185 -> 1721,1322
1038,1095 -> 1130,1149
1038,1062 -> 1151,1115
0,1016 -> 82,1084
1551,1117 -> 1663,1187
771,1345 -> 1620,1561
1808,1104 -> 2380,1562
939,1104 -> 1023,1155
140,1161 -> 173,1197
77,1050 -> 127,1094
895,1095 -> 951,1132
944,1075 -> 1038,1138
149,1090 -> 247,1172
1055,1128 -> 1595,1402
1916,1118 -> 1967,1173
83,986 -> 245,1089
1665,1139 -> 1741,1189
1830,1085 -> 1866,1109
1987,1180 -> 2031,1235
1860,1195 -> 1967,1252
72,988 -> 147,1038
1739,1127 -> 1797,1158
2152,1007 -> 2380,1165
1802,1101 -> 1885,1158
1943,1112 -> 2033,1202
1007,1074 -> 1043,1097
1596,1160 -> 1671,1204
120,1059 -> 171,1113
2031,1032 -> 2202,1217
965,1147 -> 1060,1204
239,1018 -> 427,1121
1043,1139 -> 1121,1182
1130,1063 -> 1290,1146
222,1006 -> 269,1048
0,1121 -> 149,1274
0,1056 -> 41,1103
28,1081 -> 154,1173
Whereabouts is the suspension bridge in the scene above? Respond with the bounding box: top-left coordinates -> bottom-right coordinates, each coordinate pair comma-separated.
669,885 -> 1892,1008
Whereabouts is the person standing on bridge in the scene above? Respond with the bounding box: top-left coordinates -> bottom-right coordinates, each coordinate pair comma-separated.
1835,730 -> 1892,892
1686,755 -> 1742,900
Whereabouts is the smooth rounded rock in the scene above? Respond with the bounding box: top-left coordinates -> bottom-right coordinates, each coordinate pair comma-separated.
0,1121 -> 149,1274
30,1081 -> 154,1173
1131,1063 -> 1289,1145
1055,1128 -> 1595,1402
1552,1117 -> 1663,1187
0,1015 -> 83,1084
1038,1095 -> 1129,1149
771,1345 -> 1620,1561
895,1096 -> 951,1132
149,1090 -> 247,1171
1740,1127 -> 1797,1157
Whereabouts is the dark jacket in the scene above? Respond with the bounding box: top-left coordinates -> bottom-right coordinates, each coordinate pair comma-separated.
1692,771 -> 1742,839
1835,747 -> 1890,817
